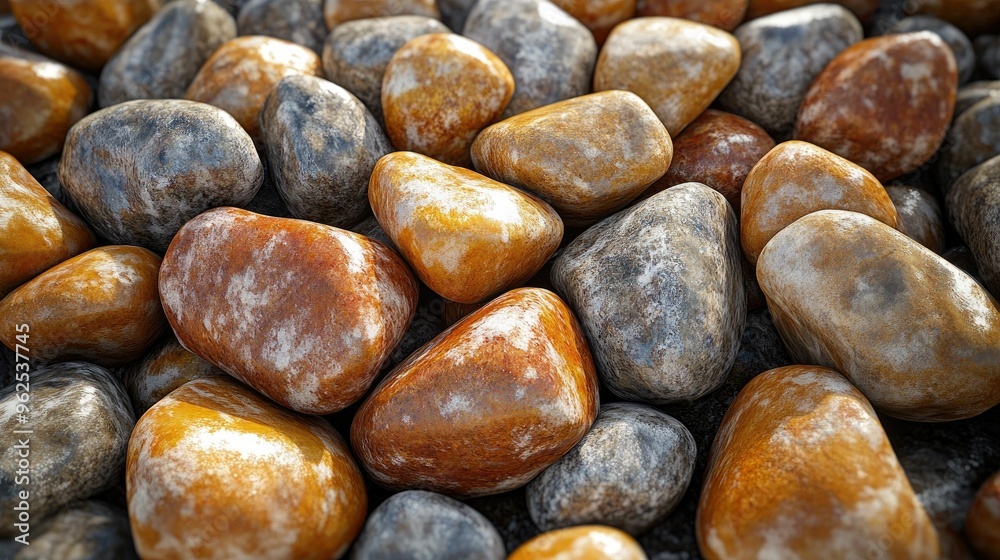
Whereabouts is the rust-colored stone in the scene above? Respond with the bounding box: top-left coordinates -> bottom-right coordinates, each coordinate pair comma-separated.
550,0 -> 636,44
636,0 -> 747,31
323,0 -> 439,29
746,0 -> 876,21
967,470 -> 1000,559
508,525 -> 648,560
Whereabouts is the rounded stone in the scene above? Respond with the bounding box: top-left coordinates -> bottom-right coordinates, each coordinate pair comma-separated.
697,366 -> 939,559
955,80 -> 1000,118
527,403 -> 696,535
351,288 -> 599,498
886,185 -> 945,253
635,0 -> 747,31
967,470 -> 1000,559
594,17 -> 741,136
913,0 -> 1000,38
978,35 -> 1000,79
122,335 -> 224,415
438,0 -> 475,31
159,207 -> 418,415
99,0 -> 237,107
59,99 -> 263,253
552,183 -> 746,404
794,32 -> 958,182
509,526 -> 648,560
717,4 -> 862,136
887,16 -> 975,85
947,155 -> 1000,296
936,97 -> 1000,192
237,0 -> 325,52
351,490 -> 506,560
0,501 -> 137,560
550,0 -> 635,44
127,376 -> 367,560
746,0 -> 877,21
260,75 -> 393,229
323,0 -> 438,28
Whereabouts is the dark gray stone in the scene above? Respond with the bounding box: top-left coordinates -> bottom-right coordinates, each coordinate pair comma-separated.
885,185 -> 945,253
350,490 -> 506,560
26,155 -> 74,211
99,0 -> 237,107
887,16 -> 975,85
551,183 -> 746,404
437,0 -> 477,32
381,301 -> 444,374
936,97 -> 1000,193
352,216 -> 395,250
237,0 -> 326,53
0,500 -> 137,559
463,0 -> 597,118
718,4 -> 862,136
260,75 -> 393,229
59,99 -> 263,253
244,173 -> 294,218
956,81 -> 1000,119
976,35 -> 1000,79
946,155 -> 1000,297
122,335 -> 224,416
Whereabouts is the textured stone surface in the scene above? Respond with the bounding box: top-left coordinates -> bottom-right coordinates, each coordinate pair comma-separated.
0,246 -> 166,366
122,335 -> 224,415
99,0 -> 236,107
594,17 -> 740,136
886,185 -> 945,253
697,366 -> 939,559
159,207 -> 418,415
59,99 -> 263,253
127,376 -> 367,559
947,155 -> 1000,297
635,0 -> 747,31
956,80 -> 1000,118
717,4 -> 862,136
238,0 -> 324,52
757,210 -> 1000,421
0,500 -> 137,560
913,0 -> 1000,38
967,470 -> 1000,559
552,183 -> 745,404
746,0 -> 876,21
937,97 -> 1000,192
509,526 -> 648,560
550,0 -> 635,44
261,75 -> 392,229
0,363 -> 135,537
978,35 -> 1000,79
352,288 -> 599,498
888,15 -> 975,85
370,151 -> 563,304
323,0 -> 438,28
795,32 -> 958,182
472,91 -> 672,227
351,491 -> 506,560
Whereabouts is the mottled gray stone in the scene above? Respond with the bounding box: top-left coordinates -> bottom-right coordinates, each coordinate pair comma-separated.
956,81 -> 1000,119
551,183 -> 746,404
936,97 -> 1000,193
59,99 -> 263,253
123,336 -> 224,416
527,402 -> 696,535
888,16 -> 975,85
946,155 -> 1000,297
438,0 -> 477,32
976,35 -> 1000,79
463,0 -> 597,118
350,490 -> 506,560
886,185 -> 945,253
352,216 -> 395,250
322,16 -> 448,124
237,0 -> 326,53
0,500 -> 137,559
99,0 -> 237,107
260,75 -> 393,229
718,4 -> 862,136
0,363 -> 135,538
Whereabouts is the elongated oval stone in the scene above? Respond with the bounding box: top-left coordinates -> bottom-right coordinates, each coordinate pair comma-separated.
967,470 -> 1000,559
947,155 -> 1000,296
159,207 -> 418,414
697,366 -> 939,559
351,287 -> 599,498
323,0 -> 439,28
757,210 -> 1000,421
886,185 -> 944,254
122,335 -> 224,415
636,0 -> 747,31
509,526 -> 648,560
127,376 -> 367,560
237,0 -> 325,53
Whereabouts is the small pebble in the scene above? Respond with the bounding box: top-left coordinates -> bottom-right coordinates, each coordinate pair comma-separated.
635,0 -> 747,31
913,0 -> 1000,38
0,500 -> 137,560
967,470 -> 1000,559
887,15 -> 975,85
437,0 -> 475,31
885,185 -> 945,253
323,0 -> 438,28
936,97 -> 1000,192
955,80 -> 1000,118
509,526 -> 648,560
122,335 -> 225,415
550,0 -> 635,44
947,155 -> 1000,297
977,35 -> 1000,79
237,0 -> 325,52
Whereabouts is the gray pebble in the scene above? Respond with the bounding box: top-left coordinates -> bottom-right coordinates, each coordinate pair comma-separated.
527,402 -> 696,536
551,183 -> 746,404
438,0 -> 477,32
887,16 -> 975,85
237,0 -> 326,53
956,81 -> 1000,119
244,173 -> 295,218
946,154 -> 1000,297
936,97 -> 1000,193
26,155 -> 74,211
59,99 -> 263,253
352,216 -> 395,250
260,75 -> 393,229
463,0 -> 597,118
976,35 -> 1000,79
0,500 -> 137,560
122,335 -> 224,416
885,185 -> 945,253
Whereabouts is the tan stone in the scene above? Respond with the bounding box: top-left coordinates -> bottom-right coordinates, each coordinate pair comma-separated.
509,526 -> 648,560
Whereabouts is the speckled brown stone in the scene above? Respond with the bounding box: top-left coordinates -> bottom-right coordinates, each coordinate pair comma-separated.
913,0 -> 1000,38
323,0 -> 438,28
551,0 -> 635,44
635,0 -> 746,31
967,470 -> 1000,559
746,0 -> 876,21
937,97 -> 1000,192
886,185 -> 945,253
122,335 -> 224,415
888,16 -> 975,85
237,0 -> 325,52
509,526 -> 648,560
947,155 -> 1000,296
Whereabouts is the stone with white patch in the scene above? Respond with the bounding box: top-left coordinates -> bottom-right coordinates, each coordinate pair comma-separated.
508,525 -> 648,559
936,97 -> 1000,193
887,16 -> 974,85
122,335 -> 225,415
237,0 -> 325,53
947,155 -> 1000,297
885,185 -> 945,253
0,500 -> 136,560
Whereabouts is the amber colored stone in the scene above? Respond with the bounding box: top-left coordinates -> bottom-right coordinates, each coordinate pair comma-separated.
351,287 -> 599,498
550,0 -> 636,44
123,335 -> 224,415
0,150 -> 94,297
159,207 -> 418,415
794,32 -> 958,182
0,48 -> 91,165
635,0 -> 747,31
185,36 -> 322,140
323,0 -> 439,29
740,140 -> 899,265
369,152 -> 563,304
10,0 -> 160,73
697,366 -> 939,559
594,17 -> 740,136
127,376 -> 367,560
745,0 -> 876,21
0,245 -> 166,366
914,0 -> 1000,38
508,526 -> 648,560
382,33 -> 513,167
967,470 -> 1000,559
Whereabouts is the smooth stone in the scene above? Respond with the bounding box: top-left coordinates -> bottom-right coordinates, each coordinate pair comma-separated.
10,0 -> 160,72
382,33 -> 512,167
509,526 -> 648,560
697,366 -> 939,559
184,35 -> 322,140
59,99 -> 263,253
594,17 -> 740,136
947,155 -> 1000,296
472,91 -> 672,227
936,97 -> 1000,192
550,0 -> 635,44
323,0 -> 438,28
740,140 -> 899,265
794,32 -> 958,182
717,4 -> 862,136
351,288 -> 599,498
159,207 -> 418,414
886,185 -> 945,253
322,16 -> 449,124
746,0 -> 877,21
260,75 -> 392,229
237,0 -> 324,52
888,16 -> 975,85
0,150 -> 94,297
635,0 -> 747,31
0,246 -> 166,366
978,35 -> 1000,79
913,0 -> 1000,38
99,0 -> 236,107
370,152 -> 562,304
122,335 -> 224,415
379,299 -> 444,374
127,376 -> 367,559
0,362 -> 135,537
0,501 -> 137,560
464,0 -> 597,118
350,490 -> 506,560
552,183 -> 745,404
757,210 -> 1000,421
0,48 -> 92,165
351,215 -> 395,250
527,403 -> 696,535
967,471 -> 1000,559
955,80 -> 1000,118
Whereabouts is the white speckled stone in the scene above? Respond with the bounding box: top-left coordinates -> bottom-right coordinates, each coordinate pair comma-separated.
947,155 -> 1000,297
